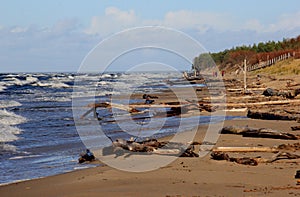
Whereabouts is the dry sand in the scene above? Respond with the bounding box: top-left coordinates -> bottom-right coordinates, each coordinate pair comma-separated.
1,117 -> 300,197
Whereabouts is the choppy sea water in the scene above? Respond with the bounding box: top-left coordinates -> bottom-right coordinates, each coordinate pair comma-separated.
0,72 -> 242,185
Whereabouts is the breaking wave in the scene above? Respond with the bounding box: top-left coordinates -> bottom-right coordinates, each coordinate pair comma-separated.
0,100 -> 22,108
0,107 -> 27,151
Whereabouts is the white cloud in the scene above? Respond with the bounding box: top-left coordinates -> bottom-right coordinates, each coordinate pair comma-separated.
52,18 -> 80,34
85,7 -> 139,35
2,6 -> 300,72
10,26 -> 28,33
242,11 -> 300,33
243,19 -> 264,32
269,11 -> 300,32
85,7 -> 300,37
163,10 -> 232,32
0,20 -> 97,72
85,7 -> 234,36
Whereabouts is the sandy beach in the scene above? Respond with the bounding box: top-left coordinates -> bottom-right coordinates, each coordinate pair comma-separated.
1,117 -> 299,197
1,69 -> 300,197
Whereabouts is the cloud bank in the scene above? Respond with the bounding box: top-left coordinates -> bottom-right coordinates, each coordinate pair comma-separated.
1,7 -> 300,72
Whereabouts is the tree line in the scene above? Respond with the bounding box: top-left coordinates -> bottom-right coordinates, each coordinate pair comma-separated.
193,35 -> 300,71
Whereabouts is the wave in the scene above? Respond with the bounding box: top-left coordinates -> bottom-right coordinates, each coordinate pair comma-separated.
0,125 -> 21,143
0,143 -> 17,152
0,81 -> 7,92
33,81 -> 70,88
100,73 -> 118,79
0,100 -> 22,108
0,109 -> 26,145
26,76 -> 39,83
0,109 -> 27,126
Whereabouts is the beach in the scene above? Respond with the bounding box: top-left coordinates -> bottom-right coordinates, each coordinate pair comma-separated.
1,70 -> 300,196
0,117 -> 299,197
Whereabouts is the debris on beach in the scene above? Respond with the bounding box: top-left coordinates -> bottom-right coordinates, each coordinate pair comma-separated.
80,99 -> 217,121
210,152 -> 258,166
262,88 -> 300,99
102,138 -> 199,157
277,143 -> 300,151
78,149 -> 96,163
269,152 -> 300,162
295,170 -> 300,179
220,126 -> 299,140
291,126 -> 300,131
211,150 -> 300,166
247,109 -> 300,121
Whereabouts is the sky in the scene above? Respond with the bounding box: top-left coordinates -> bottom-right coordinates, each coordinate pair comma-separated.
1,0 -> 300,72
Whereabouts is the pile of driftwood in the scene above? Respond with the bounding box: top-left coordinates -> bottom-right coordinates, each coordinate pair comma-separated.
81,101 -> 212,120
211,143 -> 300,166
220,126 -> 299,140
210,125 -> 300,166
102,138 -> 199,157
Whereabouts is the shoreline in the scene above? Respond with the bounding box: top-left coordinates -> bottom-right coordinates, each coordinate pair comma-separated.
1,71 -> 300,196
0,110 -> 246,186
1,117 -> 300,196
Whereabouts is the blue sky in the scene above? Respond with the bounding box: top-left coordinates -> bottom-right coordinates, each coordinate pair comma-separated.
1,0 -> 300,72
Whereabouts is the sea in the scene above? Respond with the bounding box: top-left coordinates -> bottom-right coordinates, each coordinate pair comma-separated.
0,72 -> 241,185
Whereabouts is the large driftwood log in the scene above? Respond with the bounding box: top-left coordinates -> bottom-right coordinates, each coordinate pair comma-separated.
247,110 -> 297,121
211,150 -> 300,166
242,128 -> 299,140
220,126 -> 299,140
213,146 -> 278,153
105,138 -> 199,157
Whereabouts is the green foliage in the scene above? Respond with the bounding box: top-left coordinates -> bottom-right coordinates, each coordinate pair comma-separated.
193,35 -> 300,70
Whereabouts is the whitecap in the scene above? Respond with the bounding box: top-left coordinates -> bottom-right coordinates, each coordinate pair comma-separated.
0,131 -> 19,142
0,85 -> 7,92
0,143 -> 17,152
0,100 -> 22,108
34,81 -> 70,88
26,76 -> 38,83
97,81 -> 107,86
0,125 -> 21,143
100,74 -> 113,79
0,109 -> 27,126
68,75 -> 74,80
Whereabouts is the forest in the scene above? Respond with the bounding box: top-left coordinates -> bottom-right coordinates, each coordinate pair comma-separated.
193,35 -> 300,71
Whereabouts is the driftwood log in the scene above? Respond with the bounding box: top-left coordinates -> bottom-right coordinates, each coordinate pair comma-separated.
212,146 -> 278,153
210,152 -> 258,166
211,150 -> 300,166
220,126 -> 299,140
247,110 -> 298,121
291,126 -> 300,131
103,138 -> 199,157
262,88 -> 300,98
269,152 -> 300,162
